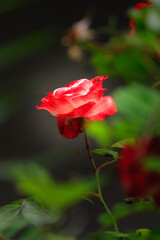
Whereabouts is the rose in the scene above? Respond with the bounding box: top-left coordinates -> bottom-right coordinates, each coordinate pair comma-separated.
36,76 -> 117,138
129,1 -> 153,35
118,137 -> 160,206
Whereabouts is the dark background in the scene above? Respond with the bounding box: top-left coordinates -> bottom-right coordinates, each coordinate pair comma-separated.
0,0 -> 159,238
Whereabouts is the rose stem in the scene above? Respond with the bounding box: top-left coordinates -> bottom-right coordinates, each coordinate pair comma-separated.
81,119 -> 119,233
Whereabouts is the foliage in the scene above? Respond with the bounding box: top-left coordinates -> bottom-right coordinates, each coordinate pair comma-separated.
0,1 -> 160,240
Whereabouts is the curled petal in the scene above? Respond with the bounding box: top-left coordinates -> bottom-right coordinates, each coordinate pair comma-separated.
70,90 -> 104,108
54,79 -> 92,98
58,102 -> 95,119
90,76 -> 108,91
57,117 -> 83,138
90,75 -> 108,83
36,92 -> 73,116
84,96 -> 117,121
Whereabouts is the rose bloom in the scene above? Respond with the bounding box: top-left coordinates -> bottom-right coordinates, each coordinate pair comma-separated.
118,137 -> 160,206
129,1 -> 153,35
36,76 -> 117,138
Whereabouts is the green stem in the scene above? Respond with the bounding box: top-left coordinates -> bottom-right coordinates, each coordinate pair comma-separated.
97,159 -> 117,172
95,171 -> 119,233
81,119 -> 119,233
82,119 -> 97,172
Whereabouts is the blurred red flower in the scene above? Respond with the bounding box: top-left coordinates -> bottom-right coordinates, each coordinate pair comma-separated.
36,76 -> 117,138
118,137 -> 160,206
134,1 -> 153,10
129,1 -> 153,35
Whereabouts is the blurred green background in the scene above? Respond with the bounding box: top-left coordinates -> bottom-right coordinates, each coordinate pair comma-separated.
0,0 -> 160,239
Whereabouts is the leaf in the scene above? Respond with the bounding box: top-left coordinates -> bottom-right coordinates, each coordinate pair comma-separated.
21,199 -> 59,226
98,213 -> 114,227
114,49 -> 150,83
143,156 -> 160,173
19,226 -> 42,240
136,228 -> 151,240
112,203 -> 130,219
46,234 -> 75,240
92,149 -> 118,159
132,202 -> 155,212
105,231 -> 129,238
91,51 -> 115,77
152,0 -> 160,7
113,84 -> 160,138
111,138 -> 135,148
5,218 -> 27,238
148,228 -> 160,240
113,84 -> 159,121
87,121 -> 112,147
13,163 -> 95,210
146,9 -> 160,33
112,202 -> 155,222
0,203 -> 21,231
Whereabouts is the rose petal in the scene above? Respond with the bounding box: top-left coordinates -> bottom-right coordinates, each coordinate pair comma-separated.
58,102 -> 95,119
90,76 -> 108,91
129,19 -> 136,35
36,92 -> 73,116
70,90 -> 104,108
57,117 -> 83,138
118,137 -> 160,202
54,79 -> 93,98
83,96 -> 117,121
134,1 -> 153,10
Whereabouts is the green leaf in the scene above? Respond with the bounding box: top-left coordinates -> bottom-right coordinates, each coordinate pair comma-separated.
147,228 -> 160,240
152,0 -> 160,7
113,84 -> 159,121
146,9 -> 160,33
112,203 -> 130,219
136,229 -> 151,240
111,138 -> 135,148
46,234 -> 75,240
0,203 -> 21,231
87,121 -> 112,147
91,51 -> 115,77
114,49 -> 150,83
113,84 -> 160,138
105,231 -> 129,238
133,202 -> 155,213
92,149 -> 118,159
21,199 -> 59,226
143,156 -> 160,173
19,226 -> 42,240
13,163 -> 95,211
112,202 -> 155,222
98,213 -> 114,227
5,218 -> 27,238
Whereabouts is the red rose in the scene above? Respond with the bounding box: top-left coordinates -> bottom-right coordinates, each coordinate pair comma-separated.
129,1 -> 153,35
118,137 -> 160,206
134,1 -> 153,10
36,76 -> 117,138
